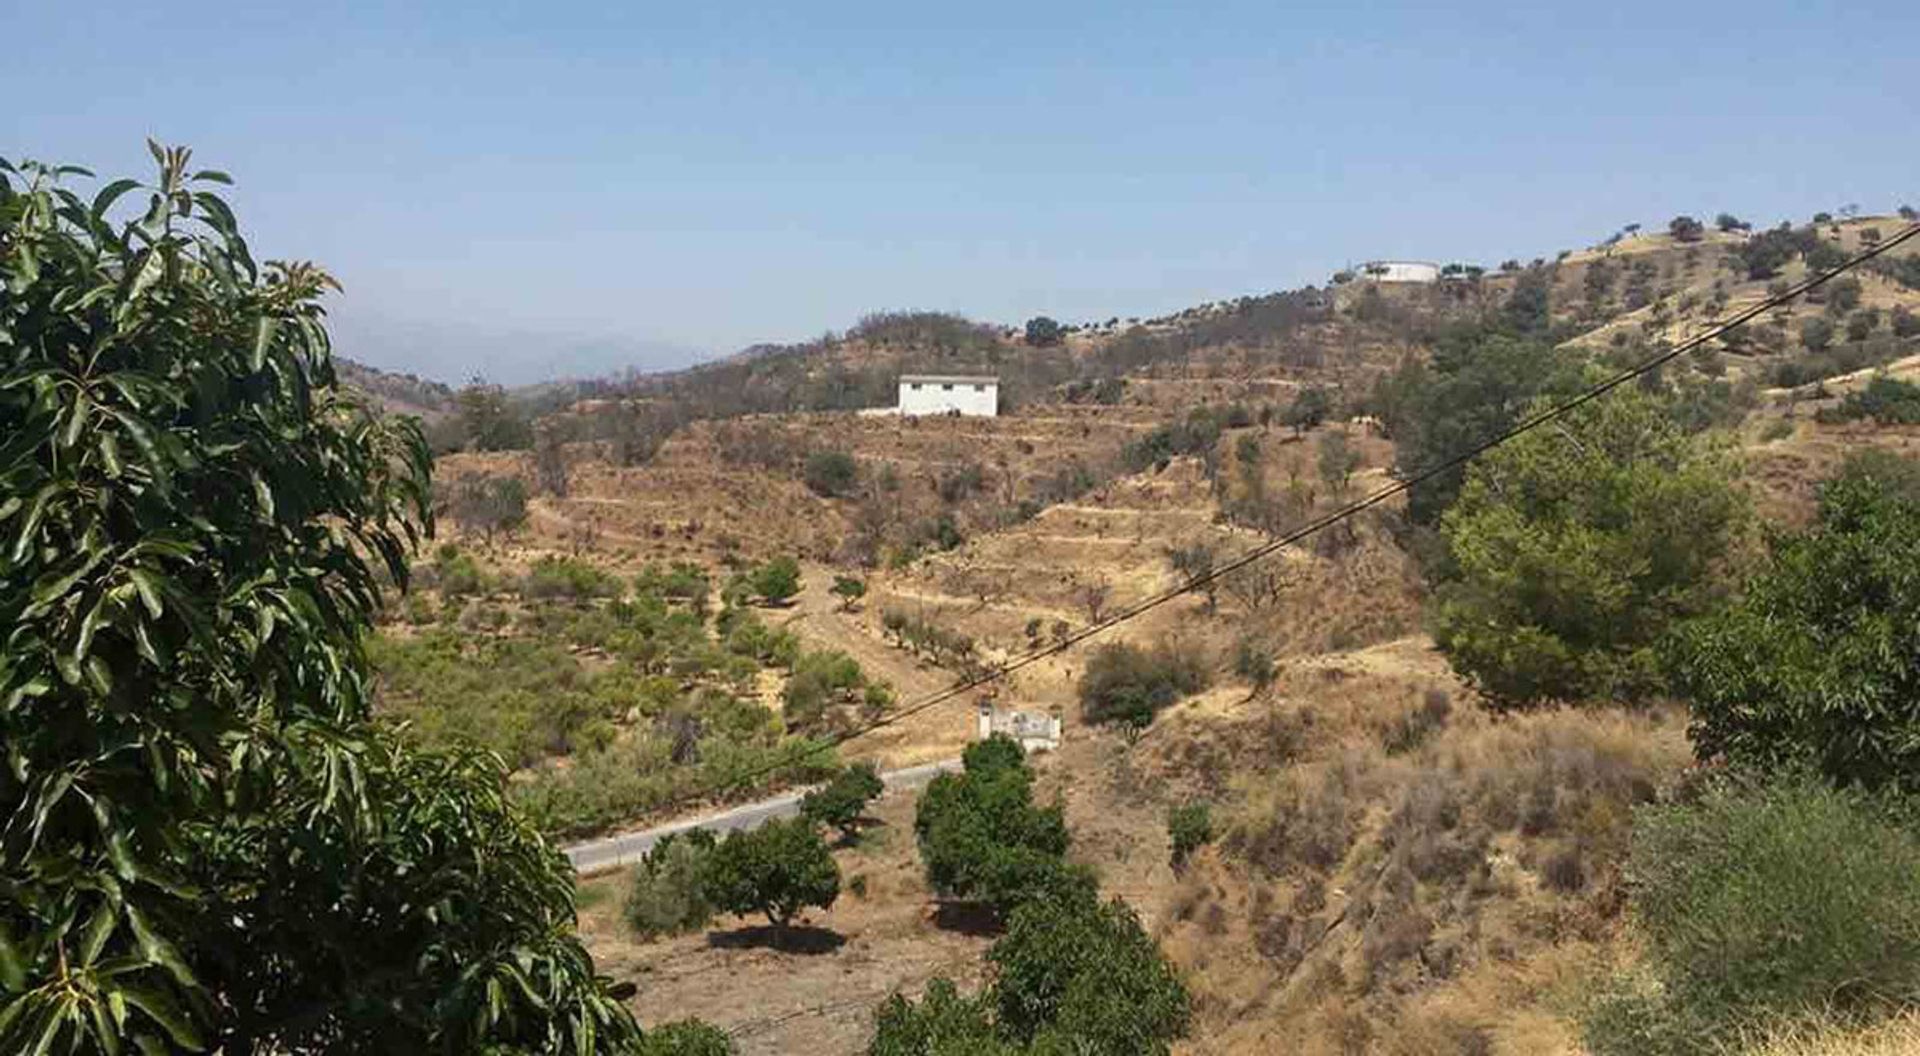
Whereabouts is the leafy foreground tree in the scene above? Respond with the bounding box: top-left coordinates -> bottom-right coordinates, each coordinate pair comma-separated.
704,816 -> 840,930
1433,386 -> 1745,709
871,863 -> 1188,1056
0,149 -> 642,1051
1667,452 -> 1920,789
801,762 -> 885,841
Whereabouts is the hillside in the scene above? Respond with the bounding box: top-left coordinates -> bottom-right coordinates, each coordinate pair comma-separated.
393,213 -> 1920,1054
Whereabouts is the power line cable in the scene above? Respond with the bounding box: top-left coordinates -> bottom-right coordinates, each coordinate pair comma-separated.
633,221 -> 1920,820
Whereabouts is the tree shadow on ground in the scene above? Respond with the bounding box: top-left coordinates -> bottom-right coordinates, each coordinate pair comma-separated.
929,901 -> 1003,938
706,924 -> 846,955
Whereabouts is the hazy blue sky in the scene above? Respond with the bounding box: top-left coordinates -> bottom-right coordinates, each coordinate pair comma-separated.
6,1 -> 1916,383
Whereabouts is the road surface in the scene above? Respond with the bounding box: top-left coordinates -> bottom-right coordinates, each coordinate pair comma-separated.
563,759 -> 962,875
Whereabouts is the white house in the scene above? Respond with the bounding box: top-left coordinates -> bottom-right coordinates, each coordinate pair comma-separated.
977,703 -> 1061,753
897,374 -> 998,417
1356,260 -> 1441,284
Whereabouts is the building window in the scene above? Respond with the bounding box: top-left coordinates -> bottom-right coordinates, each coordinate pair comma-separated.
974,384 -> 985,392
942,383 -> 954,391
909,383 -> 921,391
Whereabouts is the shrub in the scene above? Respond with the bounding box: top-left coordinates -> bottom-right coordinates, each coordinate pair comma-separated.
747,555 -> 802,605
635,561 -> 710,607
639,1019 -> 736,1055
1667,453 -> 1920,788
1434,386 -> 1745,709
1800,316 -> 1835,351
704,816 -> 840,929
1822,375 -> 1920,424
522,554 -> 622,600
1668,215 -> 1705,242
1585,775 -> 1920,1054
1167,803 -> 1214,869
801,761 -> 885,839
782,649 -> 868,731
831,574 -> 867,610
626,831 -> 718,939
804,449 -> 859,497
1078,642 -> 1210,729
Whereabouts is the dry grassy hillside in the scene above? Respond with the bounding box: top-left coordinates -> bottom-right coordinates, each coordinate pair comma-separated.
404,211 -> 1920,1054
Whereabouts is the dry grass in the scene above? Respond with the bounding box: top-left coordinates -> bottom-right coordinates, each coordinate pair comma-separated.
1742,1010 -> 1920,1056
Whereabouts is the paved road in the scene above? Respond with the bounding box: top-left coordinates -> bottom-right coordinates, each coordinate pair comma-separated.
563,759 -> 962,875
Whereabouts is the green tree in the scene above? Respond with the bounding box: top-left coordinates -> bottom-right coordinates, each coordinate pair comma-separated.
1024,316 -> 1065,347
801,762 -> 886,840
1376,330 -> 1574,525
831,574 -> 867,611
1433,387 -> 1746,709
1800,315 -> 1835,352
705,816 -> 840,929
1667,215 -> 1705,243
989,893 -> 1191,1055
1077,643 -> 1209,730
748,555 -> 802,605
1666,453 -> 1920,789
0,147 -> 636,1051
1280,384 -> 1333,435
869,979 -> 1014,1056
804,449 -> 859,497
914,736 -> 1080,916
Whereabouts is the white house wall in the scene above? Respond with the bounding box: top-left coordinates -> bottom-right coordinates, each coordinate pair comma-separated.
898,379 -> 997,417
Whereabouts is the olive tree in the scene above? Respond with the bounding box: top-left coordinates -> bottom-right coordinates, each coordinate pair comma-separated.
0,147 -> 639,1050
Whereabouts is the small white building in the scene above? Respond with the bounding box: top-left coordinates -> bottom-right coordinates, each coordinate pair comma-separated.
898,374 -> 998,417
1356,260 -> 1441,284
977,703 -> 1061,753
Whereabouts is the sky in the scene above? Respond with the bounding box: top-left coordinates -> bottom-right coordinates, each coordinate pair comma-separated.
6,1 -> 1917,384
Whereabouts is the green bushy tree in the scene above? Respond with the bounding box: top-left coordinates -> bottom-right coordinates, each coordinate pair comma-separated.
638,1019 -> 737,1055
914,736 -> 1081,916
0,147 -> 636,1051
802,761 -> 885,840
1374,330 -> 1575,525
989,893 -> 1191,1055
1666,452 -> 1920,788
747,555 -> 802,605
705,816 -> 840,929
804,449 -> 859,497
831,574 -> 867,611
1077,642 -> 1209,730
1434,386 -> 1745,709
1023,316 -> 1065,347
626,831 -> 718,939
